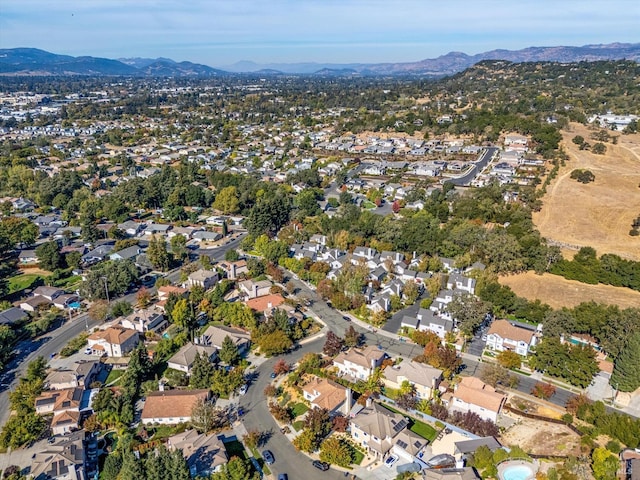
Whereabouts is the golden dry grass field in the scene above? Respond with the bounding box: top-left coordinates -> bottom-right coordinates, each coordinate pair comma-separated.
532,123 -> 640,261
499,272 -> 640,309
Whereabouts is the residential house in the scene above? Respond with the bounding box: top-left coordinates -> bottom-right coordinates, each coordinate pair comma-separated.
454,437 -> 502,458
109,245 -> 142,261
35,387 -> 87,435
167,430 -> 228,476
350,402 -> 427,462
0,306 -> 28,325
167,343 -> 218,374
198,325 -> 251,354
448,377 -> 506,423
246,293 -> 285,313
120,307 -> 168,334
118,220 -> 145,237
353,247 -> 378,261
217,260 -> 248,280
141,389 -> 210,425
302,376 -> 352,415
187,269 -> 219,290
485,319 -> 537,356
144,223 -> 172,237
20,295 -> 51,312
333,346 -> 386,381
45,361 -> 101,390
238,279 -> 272,299
157,285 -> 189,302
19,249 -> 38,264
30,431 -> 87,480
52,294 -> 80,310
33,286 -> 65,301
383,361 -> 443,400
192,231 -> 222,243
416,308 -> 454,339
81,244 -> 114,265
86,326 -> 139,357
446,274 -> 476,295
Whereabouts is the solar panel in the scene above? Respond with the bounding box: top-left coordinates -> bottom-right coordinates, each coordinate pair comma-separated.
396,440 -> 408,449
414,441 -> 422,448
393,419 -> 408,433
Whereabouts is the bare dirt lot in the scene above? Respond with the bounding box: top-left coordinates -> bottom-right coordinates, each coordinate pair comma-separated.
532,123 -> 640,261
499,272 -> 640,309
500,414 -> 582,457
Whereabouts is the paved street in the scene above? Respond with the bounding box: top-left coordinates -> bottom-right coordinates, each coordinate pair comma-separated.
0,233 -> 246,429
238,336 -> 346,480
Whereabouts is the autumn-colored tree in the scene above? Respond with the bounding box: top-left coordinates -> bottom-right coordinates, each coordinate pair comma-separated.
136,287 -> 151,308
497,350 -> 522,370
273,359 -> 290,375
243,430 -> 262,449
344,325 -> 362,347
323,331 -> 344,356
268,402 -> 292,423
88,300 -> 110,322
332,414 -> 349,432
531,382 -> 556,400
565,393 -> 591,415
263,385 -> 277,397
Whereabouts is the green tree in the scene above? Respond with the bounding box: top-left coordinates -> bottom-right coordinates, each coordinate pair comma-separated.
591,447 -> 619,480
171,298 -> 192,329
610,332 -> 640,392
445,293 -> 489,336
497,350 -> 522,369
219,335 -> 241,365
147,235 -> 171,271
119,450 -> 144,480
35,240 -> 63,271
170,234 -> 188,261
189,352 -> 215,389
213,186 -> 240,214
319,436 -> 355,467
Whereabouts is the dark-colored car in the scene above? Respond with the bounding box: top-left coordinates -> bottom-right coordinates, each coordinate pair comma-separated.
270,372 -> 277,378
343,316 -> 351,322
278,475 -> 288,480
262,450 -> 275,465
312,460 -> 330,471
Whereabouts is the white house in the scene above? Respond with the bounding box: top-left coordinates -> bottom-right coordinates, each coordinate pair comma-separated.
485,319 -> 537,356
333,346 -> 386,381
87,326 -> 139,357
141,389 -> 211,425
383,361 -> 443,400
448,377 -> 506,423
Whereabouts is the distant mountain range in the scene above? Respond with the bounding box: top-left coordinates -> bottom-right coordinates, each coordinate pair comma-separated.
0,43 -> 638,77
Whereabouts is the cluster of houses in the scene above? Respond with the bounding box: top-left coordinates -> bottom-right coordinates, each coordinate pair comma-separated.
295,343 -> 508,476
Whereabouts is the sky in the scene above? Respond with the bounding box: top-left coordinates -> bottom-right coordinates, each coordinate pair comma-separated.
1,0 -> 639,67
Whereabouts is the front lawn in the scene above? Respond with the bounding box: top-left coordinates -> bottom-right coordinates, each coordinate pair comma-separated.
289,402 -> 309,418
292,420 -> 305,432
353,450 -> 365,465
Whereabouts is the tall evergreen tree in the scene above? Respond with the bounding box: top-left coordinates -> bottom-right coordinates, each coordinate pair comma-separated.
611,332 -> 640,392
219,335 -> 240,365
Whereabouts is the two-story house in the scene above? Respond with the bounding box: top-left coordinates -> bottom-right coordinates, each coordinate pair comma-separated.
302,376 -> 352,415
485,319 -> 537,356
120,307 -> 168,334
446,273 -> 476,294
238,279 -> 272,299
350,402 -> 427,462
333,346 -> 386,381
447,377 -> 506,423
382,361 -> 443,400
87,326 -> 139,357
187,269 -> 219,290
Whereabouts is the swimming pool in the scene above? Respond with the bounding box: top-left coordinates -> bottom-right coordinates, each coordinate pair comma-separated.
501,464 -> 534,480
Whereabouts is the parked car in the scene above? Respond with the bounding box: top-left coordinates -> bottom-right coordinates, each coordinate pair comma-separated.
312,460 -> 330,471
262,450 -> 275,465
384,455 -> 399,468
84,347 -> 93,355
270,372 -> 277,379
237,407 -> 245,417
239,384 -> 248,395
278,475 -> 288,480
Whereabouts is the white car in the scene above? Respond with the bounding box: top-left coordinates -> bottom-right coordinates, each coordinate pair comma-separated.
84,347 -> 93,355
385,455 -> 399,468
239,384 -> 248,395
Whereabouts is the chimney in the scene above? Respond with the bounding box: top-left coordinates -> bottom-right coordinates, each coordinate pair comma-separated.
344,388 -> 352,416
159,380 -> 164,392
366,397 -> 373,408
